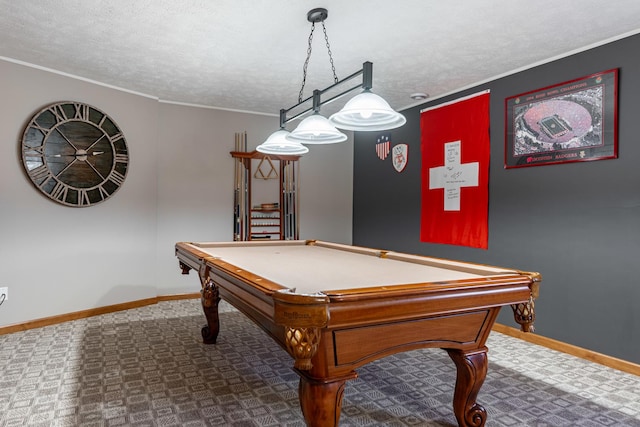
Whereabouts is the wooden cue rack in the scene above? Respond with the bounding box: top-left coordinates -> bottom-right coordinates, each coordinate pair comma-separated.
232,132 -> 302,241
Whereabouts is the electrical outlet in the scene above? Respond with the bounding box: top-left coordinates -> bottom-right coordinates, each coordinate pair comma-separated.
0,287 -> 7,302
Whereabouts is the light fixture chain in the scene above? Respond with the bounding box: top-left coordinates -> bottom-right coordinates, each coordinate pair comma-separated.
321,22 -> 338,84
298,22 -> 316,103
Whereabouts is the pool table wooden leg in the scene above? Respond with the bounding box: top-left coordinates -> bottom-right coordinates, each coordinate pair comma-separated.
446,347 -> 488,427
296,369 -> 357,427
200,277 -> 221,344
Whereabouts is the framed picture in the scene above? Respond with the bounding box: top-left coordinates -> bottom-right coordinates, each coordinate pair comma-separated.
504,69 -> 618,168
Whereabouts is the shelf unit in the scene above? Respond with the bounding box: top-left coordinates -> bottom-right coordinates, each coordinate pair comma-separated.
231,149 -> 301,241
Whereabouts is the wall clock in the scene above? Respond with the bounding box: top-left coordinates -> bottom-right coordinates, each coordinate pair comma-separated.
21,101 -> 129,207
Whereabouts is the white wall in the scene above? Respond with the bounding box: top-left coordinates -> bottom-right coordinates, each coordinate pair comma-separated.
0,59 -> 353,327
155,102 -> 353,293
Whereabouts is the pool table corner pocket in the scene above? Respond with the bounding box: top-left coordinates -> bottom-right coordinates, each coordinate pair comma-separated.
273,290 -> 330,370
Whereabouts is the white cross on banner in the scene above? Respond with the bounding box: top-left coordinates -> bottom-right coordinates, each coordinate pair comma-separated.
429,141 -> 479,211
420,90 -> 490,249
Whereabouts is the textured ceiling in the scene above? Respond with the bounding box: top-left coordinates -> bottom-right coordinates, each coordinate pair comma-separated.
2,1 -> 640,120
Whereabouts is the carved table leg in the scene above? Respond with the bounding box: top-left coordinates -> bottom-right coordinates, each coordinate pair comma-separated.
446,347 -> 488,427
200,278 -> 221,344
295,370 -> 357,427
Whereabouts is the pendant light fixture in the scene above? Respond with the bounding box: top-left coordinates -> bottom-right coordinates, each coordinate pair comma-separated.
256,7 -> 405,154
286,113 -> 348,144
256,129 -> 309,155
328,90 -> 407,131
286,90 -> 347,145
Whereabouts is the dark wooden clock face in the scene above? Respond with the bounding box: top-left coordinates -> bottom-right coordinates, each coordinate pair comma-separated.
21,102 -> 129,207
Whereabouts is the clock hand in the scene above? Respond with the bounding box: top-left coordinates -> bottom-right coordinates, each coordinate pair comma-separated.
48,151 -> 105,158
53,152 -> 105,180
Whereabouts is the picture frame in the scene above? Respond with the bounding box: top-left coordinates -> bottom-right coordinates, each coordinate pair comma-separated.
504,69 -> 618,168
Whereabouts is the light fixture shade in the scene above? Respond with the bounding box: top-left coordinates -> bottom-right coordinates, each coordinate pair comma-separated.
329,90 -> 407,131
286,113 -> 348,144
256,129 -> 309,155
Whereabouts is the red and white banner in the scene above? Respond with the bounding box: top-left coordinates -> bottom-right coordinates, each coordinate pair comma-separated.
420,90 -> 490,249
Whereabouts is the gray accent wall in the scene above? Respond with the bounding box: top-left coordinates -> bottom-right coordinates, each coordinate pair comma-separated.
353,34 -> 640,364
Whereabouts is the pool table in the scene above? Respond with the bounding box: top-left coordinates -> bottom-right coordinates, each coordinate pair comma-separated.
175,240 -> 541,427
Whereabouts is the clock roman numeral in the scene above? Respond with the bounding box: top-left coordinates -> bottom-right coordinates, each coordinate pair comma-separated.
47,104 -> 68,123
108,170 -> 126,186
88,110 -> 103,126
77,189 -> 90,206
115,153 -> 128,164
49,181 -> 68,201
109,132 -> 123,143
23,144 -> 45,157
98,186 -> 111,199
29,122 -> 53,138
73,103 -> 90,120
30,165 -> 52,184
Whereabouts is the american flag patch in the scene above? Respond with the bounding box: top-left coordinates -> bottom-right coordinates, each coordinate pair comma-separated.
376,135 -> 390,160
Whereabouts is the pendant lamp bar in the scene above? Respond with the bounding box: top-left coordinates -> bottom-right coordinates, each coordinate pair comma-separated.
256,7 -> 405,154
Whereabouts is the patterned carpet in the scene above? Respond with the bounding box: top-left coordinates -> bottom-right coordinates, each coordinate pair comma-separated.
1,299 -> 639,427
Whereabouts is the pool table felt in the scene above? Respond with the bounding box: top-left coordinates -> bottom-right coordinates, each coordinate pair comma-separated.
189,241 -> 516,294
